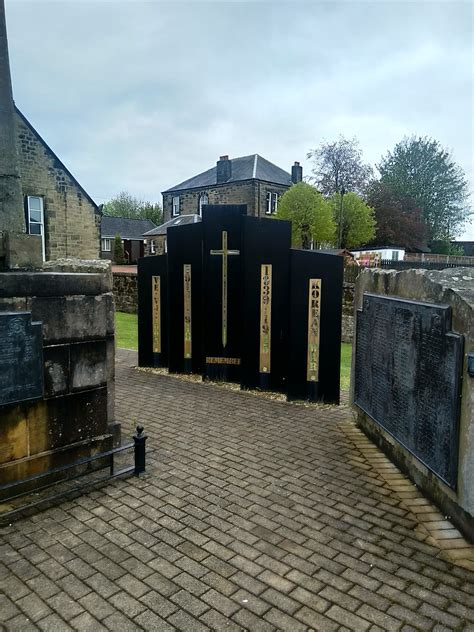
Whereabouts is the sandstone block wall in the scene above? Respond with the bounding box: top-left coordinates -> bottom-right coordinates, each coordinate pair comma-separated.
15,110 -> 100,261
0,262 -> 118,495
351,267 -> 474,539
113,271 -> 137,314
341,282 -> 355,343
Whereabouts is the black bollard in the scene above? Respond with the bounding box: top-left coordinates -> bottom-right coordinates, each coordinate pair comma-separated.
133,425 -> 147,475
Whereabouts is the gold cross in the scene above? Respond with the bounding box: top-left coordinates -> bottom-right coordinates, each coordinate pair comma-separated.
210,230 -> 240,348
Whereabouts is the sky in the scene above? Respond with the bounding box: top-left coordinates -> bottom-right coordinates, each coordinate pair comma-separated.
5,0 -> 474,239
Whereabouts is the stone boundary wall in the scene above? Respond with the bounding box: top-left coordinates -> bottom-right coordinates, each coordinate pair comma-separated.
113,271 -> 138,314
351,267 -> 474,540
0,260 -> 119,494
342,282 -> 355,343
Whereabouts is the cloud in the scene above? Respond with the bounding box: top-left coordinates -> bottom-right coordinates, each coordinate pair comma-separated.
5,0 -> 473,238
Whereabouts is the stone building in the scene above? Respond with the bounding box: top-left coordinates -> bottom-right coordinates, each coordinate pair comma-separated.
14,106 -> 100,261
162,154 -> 303,223
100,216 -> 156,264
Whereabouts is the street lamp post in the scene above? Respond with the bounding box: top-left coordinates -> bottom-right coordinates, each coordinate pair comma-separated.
338,185 -> 346,249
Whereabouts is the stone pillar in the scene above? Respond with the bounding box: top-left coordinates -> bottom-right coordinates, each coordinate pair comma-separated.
0,0 -> 41,268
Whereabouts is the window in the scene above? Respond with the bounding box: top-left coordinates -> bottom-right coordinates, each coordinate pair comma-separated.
150,240 -> 156,254
198,193 -> 209,216
172,196 -> 180,217
265,191 -> 278,215
26,196 -> 45,261
101,238 -> 111,252
392,251 -> 399,261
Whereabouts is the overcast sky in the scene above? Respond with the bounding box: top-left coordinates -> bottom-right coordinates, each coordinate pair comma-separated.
6,0 -> 474,238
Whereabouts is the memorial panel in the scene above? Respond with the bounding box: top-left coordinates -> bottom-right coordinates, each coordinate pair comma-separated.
240,217 -> 291,391
167,222 -> 203,373
354,294 -> 463,489
137,254 -> 168,367
0,312 -> 44,407
202,205 -> 246,382
287,250 -> 343,403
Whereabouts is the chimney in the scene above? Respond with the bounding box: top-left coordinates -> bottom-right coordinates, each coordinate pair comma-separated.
0,0 -> 24,234
291,161 -> 303,184
216,155 -> 232,184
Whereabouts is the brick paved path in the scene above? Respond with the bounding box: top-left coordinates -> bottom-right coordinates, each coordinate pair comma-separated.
1,350 -> 474,630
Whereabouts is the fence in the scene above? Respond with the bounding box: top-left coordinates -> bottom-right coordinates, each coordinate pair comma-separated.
0,425 -> 147,522
344,260 -> 474,284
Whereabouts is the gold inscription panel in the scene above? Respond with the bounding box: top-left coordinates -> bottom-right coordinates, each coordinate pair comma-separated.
152,275 -> 161,353
183,264 -> 192,359
205,357 -> 241,366
259,264 -> 272,373
307,278 -> 321,382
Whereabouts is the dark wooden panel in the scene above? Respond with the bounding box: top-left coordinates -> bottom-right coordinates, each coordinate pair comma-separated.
287,250 -> 343,404
137,255 -> 168,368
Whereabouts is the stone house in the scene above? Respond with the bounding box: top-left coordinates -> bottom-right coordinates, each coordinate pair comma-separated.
143,214 -> 200,256
14,107 -> 101,261
162,154 -> 303,223
100,216 -> 156,264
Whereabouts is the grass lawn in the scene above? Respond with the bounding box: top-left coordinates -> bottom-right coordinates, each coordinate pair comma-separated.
115,312 -> 353,390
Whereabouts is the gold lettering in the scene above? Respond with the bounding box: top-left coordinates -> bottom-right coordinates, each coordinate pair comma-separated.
183,264 -> 192,359
259,264 -> 272,373
152,276 -> 161,353
307,278 -> 321,382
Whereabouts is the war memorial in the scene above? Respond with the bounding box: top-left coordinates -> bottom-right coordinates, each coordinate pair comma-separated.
2,0 -> 474,628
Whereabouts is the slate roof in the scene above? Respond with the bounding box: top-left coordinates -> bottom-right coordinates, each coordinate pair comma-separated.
164,154 -> 292,193
144,214 -> 201,237
101,216 -> 157,240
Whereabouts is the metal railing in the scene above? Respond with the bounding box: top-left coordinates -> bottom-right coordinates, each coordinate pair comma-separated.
0,425 -> 147,522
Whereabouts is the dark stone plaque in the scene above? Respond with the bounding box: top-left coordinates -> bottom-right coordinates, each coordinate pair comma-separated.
137,254 -> 168,368
0,312 -> 44,407
167,222 -> 203,374
287,250 -> 343,404
240,216 -> 291,391
354,294 -> 463,489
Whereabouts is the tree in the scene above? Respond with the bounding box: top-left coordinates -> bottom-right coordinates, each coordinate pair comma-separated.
275,182 -> 335,249
367,182 -> 427,251
330,192 -> 376,249
378,136 -> 470,241
103,191 -> 163,226
307,136 -> 373,197
113,234 -> 125,264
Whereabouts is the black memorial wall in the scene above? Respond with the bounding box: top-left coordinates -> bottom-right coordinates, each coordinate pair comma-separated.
137,205 -> 343,404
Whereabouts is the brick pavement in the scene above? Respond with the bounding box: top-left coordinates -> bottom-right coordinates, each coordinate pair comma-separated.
1,348 -> 474,630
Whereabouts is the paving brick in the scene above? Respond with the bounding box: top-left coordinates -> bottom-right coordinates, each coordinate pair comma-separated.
357,604 -> 402,631
327,604 -> 371,631
168,609 -> 211,631
294,606 -> 339,630
258,569 -> 295,593
264,607 -> 307,632
70,611 -> 108,631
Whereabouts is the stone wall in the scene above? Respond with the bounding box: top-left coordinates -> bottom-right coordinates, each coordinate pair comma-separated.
351,267 -> 474,539
113,271 -> 137,313
0,260 -> 119,495
15,110 -> 100,261
341,282 -> 355,343
163,180 -> 290,222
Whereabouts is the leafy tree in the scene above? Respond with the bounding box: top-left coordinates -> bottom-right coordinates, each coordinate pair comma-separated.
367,182 -> 427,251
275,182 -> 335,249
113,234 -> 125,264
430,240 -> 464,256
103,191 -> 163,226
330,192 -> 376,249
378,136 -> 470,241
307,136 -> 373,197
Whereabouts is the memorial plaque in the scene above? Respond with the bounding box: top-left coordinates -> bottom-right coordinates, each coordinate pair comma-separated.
137,254 -> 168,367
287,250 -> 343,403
167,221 -> 203,374
354,294 -> 463,489
0,312 -> 44,407
202,205 -> 246,382
240,216 -> 291,391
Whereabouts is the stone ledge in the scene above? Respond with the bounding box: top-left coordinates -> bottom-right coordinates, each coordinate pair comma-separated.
0,271 -> 112,297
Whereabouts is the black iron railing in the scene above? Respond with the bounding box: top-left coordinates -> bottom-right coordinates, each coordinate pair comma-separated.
0,425 -> 147,522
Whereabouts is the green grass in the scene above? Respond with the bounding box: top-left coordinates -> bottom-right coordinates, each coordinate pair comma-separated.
340,342 -> 352,391
115,312 -> 353,390
115,312 -> 138,350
